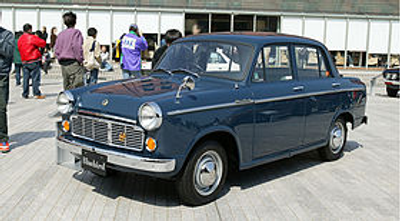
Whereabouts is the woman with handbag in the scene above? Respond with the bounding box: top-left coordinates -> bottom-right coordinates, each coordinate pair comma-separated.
83,28 -> 101,85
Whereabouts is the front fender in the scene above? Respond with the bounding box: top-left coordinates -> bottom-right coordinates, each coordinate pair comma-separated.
184,125 -> 243,166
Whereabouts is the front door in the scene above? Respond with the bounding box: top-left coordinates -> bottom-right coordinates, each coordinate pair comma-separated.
251,45 -> 306,159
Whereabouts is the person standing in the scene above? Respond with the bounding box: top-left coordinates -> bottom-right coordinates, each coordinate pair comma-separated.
13,31 -> 23,86
0,26 -> 14,153
49,27 -> 57,51
152,29 -> 182,68
54,11 -> 85,90
121,24 -> 148,79
18,23 -> 46,99
41,26 -> 48,42
83,27 -> 101,85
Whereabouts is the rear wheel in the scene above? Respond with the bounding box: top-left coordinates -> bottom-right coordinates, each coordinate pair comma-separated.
319,118 -> 347,161
386,87 -> 399,97
176,141 -> 228,206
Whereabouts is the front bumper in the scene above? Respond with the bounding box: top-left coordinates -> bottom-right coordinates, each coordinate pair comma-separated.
56,136 -> 176,173
384,80 -> 400,87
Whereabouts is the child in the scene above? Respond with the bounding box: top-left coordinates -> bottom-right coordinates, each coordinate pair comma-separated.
100,46 -> 113,72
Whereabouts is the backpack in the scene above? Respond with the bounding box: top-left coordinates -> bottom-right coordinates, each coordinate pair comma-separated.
83,41 -> 100,70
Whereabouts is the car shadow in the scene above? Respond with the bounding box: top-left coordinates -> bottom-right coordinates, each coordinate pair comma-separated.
73,140 -> 363,207
9,130 -> 55,150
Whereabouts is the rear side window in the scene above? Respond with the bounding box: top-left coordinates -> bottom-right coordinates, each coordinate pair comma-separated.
294,45 -> 331,80
264,45 -> 293,82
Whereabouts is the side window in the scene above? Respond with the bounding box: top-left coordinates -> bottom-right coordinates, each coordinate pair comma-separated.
264,45 -> 293,82
295,45 -> 331,80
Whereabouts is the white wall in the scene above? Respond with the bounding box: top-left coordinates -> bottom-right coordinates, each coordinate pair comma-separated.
281,16 -> 302,36
391,21 -> 399,54
304,17 -> 324,42
113,11 -> 135,41
88,11 -> 111,44
160,12 -> 184,33
16,8 -> 37,32
369,20 -> 390,54
40,9 -> 62,43
137,12 -> 158,34
326,18 -> 346,51
0,8 -> 13,31
347,19 -> 368,51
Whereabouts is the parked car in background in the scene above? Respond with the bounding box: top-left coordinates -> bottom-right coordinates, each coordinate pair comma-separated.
56,32 -> 368,206
383,67 -> 399,97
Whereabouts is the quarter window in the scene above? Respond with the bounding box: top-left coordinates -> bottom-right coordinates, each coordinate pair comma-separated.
295,45 -> 331,80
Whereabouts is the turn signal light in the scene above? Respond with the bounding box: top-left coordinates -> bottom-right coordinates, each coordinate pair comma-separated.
146,137 -> 157,152
62,120 -> 70,132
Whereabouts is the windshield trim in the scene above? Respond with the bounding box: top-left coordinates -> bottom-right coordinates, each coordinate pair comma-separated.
154,39 -> 256,82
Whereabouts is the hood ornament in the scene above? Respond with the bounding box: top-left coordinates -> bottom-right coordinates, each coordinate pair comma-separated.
102,99 -> 109,106
176,76 -> 195,99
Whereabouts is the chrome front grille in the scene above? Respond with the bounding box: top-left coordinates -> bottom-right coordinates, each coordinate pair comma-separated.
71,114 -> 144,151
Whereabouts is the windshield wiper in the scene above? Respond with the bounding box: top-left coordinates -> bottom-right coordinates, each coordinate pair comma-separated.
152,68 -> 173,76
171,68 -> 200,78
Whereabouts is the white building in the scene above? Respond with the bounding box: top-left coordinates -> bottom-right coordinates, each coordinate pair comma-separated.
1,1 -> 399,68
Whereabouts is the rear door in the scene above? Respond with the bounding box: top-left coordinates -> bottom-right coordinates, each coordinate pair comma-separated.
293,45 -> 341,146
251,44 -> 306,159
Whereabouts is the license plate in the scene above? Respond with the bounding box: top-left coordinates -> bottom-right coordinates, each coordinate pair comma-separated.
82,149 -> 107,176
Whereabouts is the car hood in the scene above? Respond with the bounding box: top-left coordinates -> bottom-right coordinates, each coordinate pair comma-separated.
76,75 -> 235,120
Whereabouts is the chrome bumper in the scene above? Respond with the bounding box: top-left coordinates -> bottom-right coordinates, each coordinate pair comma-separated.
56,137 -> 176,173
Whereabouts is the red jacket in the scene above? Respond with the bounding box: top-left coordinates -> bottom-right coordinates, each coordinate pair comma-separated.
18,33 -> 46,63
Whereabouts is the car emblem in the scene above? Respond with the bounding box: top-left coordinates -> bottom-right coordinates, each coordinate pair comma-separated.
102,99 -> 109,106
118,132 -> 126,142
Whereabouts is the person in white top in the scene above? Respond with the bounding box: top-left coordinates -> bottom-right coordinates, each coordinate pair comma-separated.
100,46 -> 113,72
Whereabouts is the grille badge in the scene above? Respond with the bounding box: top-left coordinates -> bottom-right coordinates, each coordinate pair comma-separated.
119,132 -> 127,142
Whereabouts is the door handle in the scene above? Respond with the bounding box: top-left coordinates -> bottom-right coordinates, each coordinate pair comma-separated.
293,86 -> 304,92
332,82 -> 341,88
235,99 -> 254,105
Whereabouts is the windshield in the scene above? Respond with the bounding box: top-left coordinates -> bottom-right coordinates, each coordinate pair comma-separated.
155,41 -> 254,81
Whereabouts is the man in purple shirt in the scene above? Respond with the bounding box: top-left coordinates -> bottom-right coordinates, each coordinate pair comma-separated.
121,24 -> 148,79
54,12 -> 85,90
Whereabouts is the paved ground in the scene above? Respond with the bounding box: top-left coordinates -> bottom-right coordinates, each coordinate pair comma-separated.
0,69 -> 398,221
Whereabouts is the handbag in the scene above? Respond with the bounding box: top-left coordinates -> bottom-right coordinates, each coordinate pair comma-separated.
83,40 -> 100,70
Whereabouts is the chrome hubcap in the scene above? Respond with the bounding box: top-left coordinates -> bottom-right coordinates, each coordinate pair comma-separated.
330,122 -> 345,154
194,150 -> 223,196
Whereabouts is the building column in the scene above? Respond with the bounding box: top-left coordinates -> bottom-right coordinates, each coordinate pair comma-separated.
208,13 -> 212,33
344,17 -> 349,69
387,20 -> 393,67
253,14 -> 257,32
230,13 -> 234,32
365,19 -> 371,69
11,6 -> 16,33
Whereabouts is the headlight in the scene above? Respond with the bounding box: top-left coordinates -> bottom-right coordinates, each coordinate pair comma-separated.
57,91 -> 74,114
138,102 -> 163,131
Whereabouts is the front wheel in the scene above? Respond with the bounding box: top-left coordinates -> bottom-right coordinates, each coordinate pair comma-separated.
176,141 -> 228,206
386,87 -> 399,97
319,118 -> 348,161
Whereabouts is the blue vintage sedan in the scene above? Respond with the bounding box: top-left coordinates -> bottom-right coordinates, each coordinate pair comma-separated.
56,32 -> 368,205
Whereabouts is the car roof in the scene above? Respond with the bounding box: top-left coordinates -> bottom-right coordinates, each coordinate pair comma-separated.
178,32 -> 325,48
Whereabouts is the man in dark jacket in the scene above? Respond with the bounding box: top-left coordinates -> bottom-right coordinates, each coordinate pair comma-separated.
0,26 -> 14,153
18,23 -> 46,99
152,29 -> 182,69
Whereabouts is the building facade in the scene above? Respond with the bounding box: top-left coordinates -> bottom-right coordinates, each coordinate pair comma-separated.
1,1 -> 399,68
